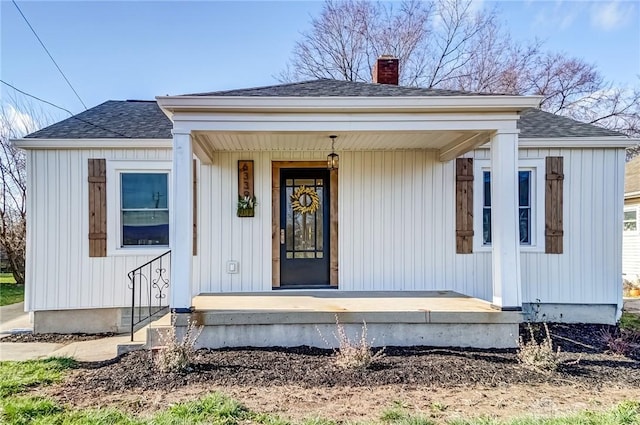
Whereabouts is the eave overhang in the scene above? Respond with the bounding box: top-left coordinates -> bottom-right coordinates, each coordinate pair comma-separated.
13,138 -> 172,149
516,137 -> 638,149
156,95 -> 543,116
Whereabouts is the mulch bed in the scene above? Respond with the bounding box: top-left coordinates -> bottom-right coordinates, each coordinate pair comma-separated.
54,323 -> 639,393
1,332 -> 118,343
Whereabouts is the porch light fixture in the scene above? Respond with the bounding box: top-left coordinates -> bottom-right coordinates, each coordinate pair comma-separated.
327,135 -> 339,170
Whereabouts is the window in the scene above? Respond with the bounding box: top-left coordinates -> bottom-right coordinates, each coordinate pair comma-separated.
624,207 -> 639,233
121,173 -> 169,246
474,159 -> 544,252
107,161 -> 171,255
482,171 -> 532,245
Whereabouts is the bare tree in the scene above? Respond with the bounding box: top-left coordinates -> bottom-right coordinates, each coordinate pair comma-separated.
0,97 -> 52,285
280,0 -> 496,87
282,0 -> 640,149
280,0 -> 375,82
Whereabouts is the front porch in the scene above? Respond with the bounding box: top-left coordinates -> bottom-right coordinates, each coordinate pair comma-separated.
151,80 -> 543,350
163,291 -> 522,349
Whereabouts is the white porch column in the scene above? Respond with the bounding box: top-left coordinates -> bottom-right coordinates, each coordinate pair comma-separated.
490,130 -> 522,310
170,129 -> 194,312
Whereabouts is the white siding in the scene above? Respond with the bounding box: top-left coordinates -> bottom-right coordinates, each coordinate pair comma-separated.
27,146 -> 625,311
336,150 -> 492,299
26,148 -> 172,311
193,150 -> 328,295
512,148 -> 624,305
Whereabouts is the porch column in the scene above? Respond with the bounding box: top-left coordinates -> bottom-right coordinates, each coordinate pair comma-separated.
170,129 -> 193,312
490,130 -> 522,310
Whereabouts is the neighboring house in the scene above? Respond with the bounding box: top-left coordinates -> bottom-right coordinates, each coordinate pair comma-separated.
15,57 -> 636,346
624,155 -> 640,282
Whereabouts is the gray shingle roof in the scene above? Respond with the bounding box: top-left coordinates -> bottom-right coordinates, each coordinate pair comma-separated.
24,80 -> 624,140
185,79 -> 492,97
25,100 -> 173,139
518,108 -> 622,138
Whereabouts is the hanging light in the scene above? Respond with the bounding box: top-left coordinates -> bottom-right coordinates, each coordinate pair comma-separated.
327,135 -> 339,170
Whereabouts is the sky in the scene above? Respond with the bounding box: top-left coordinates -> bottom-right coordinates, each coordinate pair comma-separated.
1,0 -> 639,127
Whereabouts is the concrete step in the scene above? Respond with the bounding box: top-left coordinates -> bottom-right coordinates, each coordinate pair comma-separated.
116,312 -> 171,354
170,309 -> 521,350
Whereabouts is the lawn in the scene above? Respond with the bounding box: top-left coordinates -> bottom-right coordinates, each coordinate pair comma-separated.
1,353 -> 639,425
0,272 -> 17,283
620,311 -> 640,332
0,357 -> 76,398
0,272 -> 23,306
2,390 -> 639,425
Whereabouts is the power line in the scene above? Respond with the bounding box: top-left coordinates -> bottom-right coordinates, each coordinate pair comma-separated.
0,80 -> 73,116
1,80 -> 132,138
12,0 -> 88,110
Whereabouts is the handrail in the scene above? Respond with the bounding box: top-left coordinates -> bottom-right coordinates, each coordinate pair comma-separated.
127,250 -> 171,341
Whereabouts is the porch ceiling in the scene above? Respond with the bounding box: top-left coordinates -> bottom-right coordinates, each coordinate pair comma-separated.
192,130 -> 491,162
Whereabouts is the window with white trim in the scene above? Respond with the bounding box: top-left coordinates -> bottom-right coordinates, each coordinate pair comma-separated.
474,159 -> 545,251
107,161 -> 171,255
121,173 -> 169,246
624,207 -> 639,233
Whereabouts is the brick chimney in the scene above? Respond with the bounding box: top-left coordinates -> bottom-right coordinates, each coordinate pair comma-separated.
372,55 -> 399,85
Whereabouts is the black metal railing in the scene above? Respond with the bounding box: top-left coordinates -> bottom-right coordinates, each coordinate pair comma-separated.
127,250 -> 171,341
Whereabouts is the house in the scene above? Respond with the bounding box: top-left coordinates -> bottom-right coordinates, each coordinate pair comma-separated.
624,155 -> 640,282
15,57 -> 636,348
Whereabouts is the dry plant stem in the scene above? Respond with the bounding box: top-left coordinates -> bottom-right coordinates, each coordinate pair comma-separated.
517,322 -> 561,372
154,314 -> 203,373
598,327 -> 636,357
331,314 -> 385,369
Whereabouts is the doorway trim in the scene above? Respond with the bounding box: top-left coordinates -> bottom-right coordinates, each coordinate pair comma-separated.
272,161 -> 338,288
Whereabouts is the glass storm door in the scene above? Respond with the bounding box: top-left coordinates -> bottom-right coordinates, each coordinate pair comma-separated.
280,169 -> 330,287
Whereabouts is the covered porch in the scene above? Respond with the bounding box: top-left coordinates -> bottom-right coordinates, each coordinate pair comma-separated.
153,82 -> 541,349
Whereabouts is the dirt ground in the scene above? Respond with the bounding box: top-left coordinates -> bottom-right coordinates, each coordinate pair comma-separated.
27,323 -> 640,423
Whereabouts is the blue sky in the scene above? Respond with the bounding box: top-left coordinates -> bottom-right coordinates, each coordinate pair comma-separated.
1,1 -> 639,125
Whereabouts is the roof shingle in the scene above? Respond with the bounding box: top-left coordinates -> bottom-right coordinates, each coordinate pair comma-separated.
24,80 -> 625,140
184,79 -> 493,97
25,100 -> 173,139
518,108 -> 622,138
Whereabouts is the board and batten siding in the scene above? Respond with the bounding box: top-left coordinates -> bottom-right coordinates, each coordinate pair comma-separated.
468,148 -> 624,305
26,148 -> 172,311
193,147 -> 623,306
27,146 -> 624,311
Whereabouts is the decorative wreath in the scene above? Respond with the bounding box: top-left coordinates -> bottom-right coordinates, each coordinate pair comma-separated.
290,186 -> 320,214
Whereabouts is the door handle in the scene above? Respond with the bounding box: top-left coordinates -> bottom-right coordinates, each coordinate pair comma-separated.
280,229 -> 285,245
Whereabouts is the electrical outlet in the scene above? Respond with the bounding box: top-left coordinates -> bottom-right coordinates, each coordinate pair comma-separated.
226,261 -> 239,274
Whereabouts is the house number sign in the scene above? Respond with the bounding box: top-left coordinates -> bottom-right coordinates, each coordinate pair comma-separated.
237,160 -> 255,217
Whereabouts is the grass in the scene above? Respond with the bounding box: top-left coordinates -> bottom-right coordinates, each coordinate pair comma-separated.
448,400 -> 640,424
0,357 -> 76,397
0,359 -> 638,425
1,393 -> 252,425
0,272 -> 23,306
620,311 -> 640,332
0,272 -> 17,283
379,400 -> 640,425
1,392 -> 639,425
